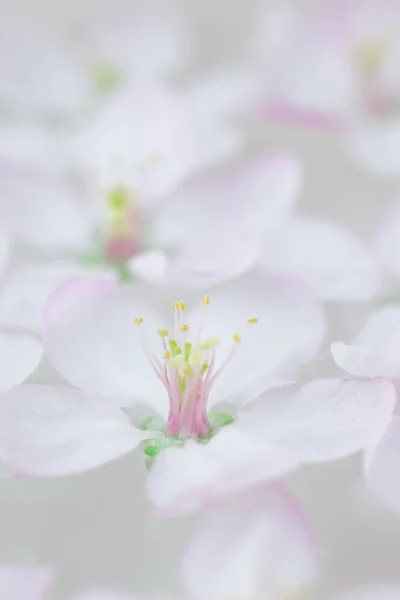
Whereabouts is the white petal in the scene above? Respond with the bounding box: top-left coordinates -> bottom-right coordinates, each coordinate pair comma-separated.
239,378 -> 396,462
364,417 -> 400,513
331,306 -> 400,378
0,565 -> 53,600
182,483 -> 316,600
373,198 -> 400,278
0,385 -> 146,477
346,118 -> 400,176
0,261 -> 92,332
44,277 -> 169,415
128,250 -> 169,285
153,155 -> 303,249
0,332 -> 42,393
146,426 -> 298,514
186,275 -> 326,408
263,218 -> 381,301
0,229 -> 11,277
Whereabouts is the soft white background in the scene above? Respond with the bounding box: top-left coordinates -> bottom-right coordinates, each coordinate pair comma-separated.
3,0 -> 400,597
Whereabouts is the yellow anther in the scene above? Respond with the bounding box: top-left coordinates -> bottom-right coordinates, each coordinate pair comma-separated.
233,334 -> 241,343
163,350 -> 172,360
172,301 -> 181,310
134,317 -> 144,325
202,295 -> 210,305
247,318 -> 258,325
184,365 -> 195,378
179,301 -> 187,311
157,328 -> 169,337
181,324 -> 190,332
203,335 -> 221,348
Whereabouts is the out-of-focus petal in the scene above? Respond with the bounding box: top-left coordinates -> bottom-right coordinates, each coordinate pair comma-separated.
153,155 -> 303,248
43,277 -> 169,414
263,218 -> 382,301
331,307 -> 400,378
0,565 -> 53,600
0,385 -> 147,477
345,118 -> 400,176
364,417 -> 400,513
373,198 -> 400,278
182,483 -> 316,600
0,332 -> 42,392
239,378 -> 396,462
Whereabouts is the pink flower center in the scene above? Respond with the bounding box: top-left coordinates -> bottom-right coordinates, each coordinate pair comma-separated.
104,186 -> 141,263
135,297 -> 258,440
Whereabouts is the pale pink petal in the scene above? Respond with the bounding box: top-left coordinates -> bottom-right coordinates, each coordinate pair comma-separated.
186,275 -> 326,408
0,261 -> 96,332
44,277 -> 169,415
0,332 -> 42,393
263,218 -> 381,301
152,155 -> 303,249
182,484 -> 316,600
0,565 -> 53,600
146,426 -> 299,514
364,417 -> 400,513
334,585 -> 400,600
239,378 -> 396,462
0,385 -> 147,477
331,307 -> 400,378
345,118 -> 400,176
373,199 -> 400,278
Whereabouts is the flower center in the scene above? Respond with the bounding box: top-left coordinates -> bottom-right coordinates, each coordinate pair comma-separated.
92,62 -> 124,94
103,186 -> 141,264
135,296 -> 258,456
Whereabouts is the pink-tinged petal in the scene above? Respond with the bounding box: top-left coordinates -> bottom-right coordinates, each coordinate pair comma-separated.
0,261 -> 97,333
0,564 -> 53,600
373,199 -> 400,278
263,218 -> 381,301
345,119 -> 400,176
146,426 -> 299,514
331,307 -> 400,378
182,483 -> 316,600
152,155 -> 303,249
0,173 -> 93,252
261,101 -> 345,131
0,385 -> 147,477
44,277 -> 169,415
239,378 -> 396,462
0,332 -> 42,393
186,275 -> 326,408
364,417 -> 400,513
334,585 -> 400,600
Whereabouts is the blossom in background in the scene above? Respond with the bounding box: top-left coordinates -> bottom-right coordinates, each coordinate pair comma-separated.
0,275 -> 395,514
0,6 -> 187,122
251,0 -> 400,175
0,75 -> 251,332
